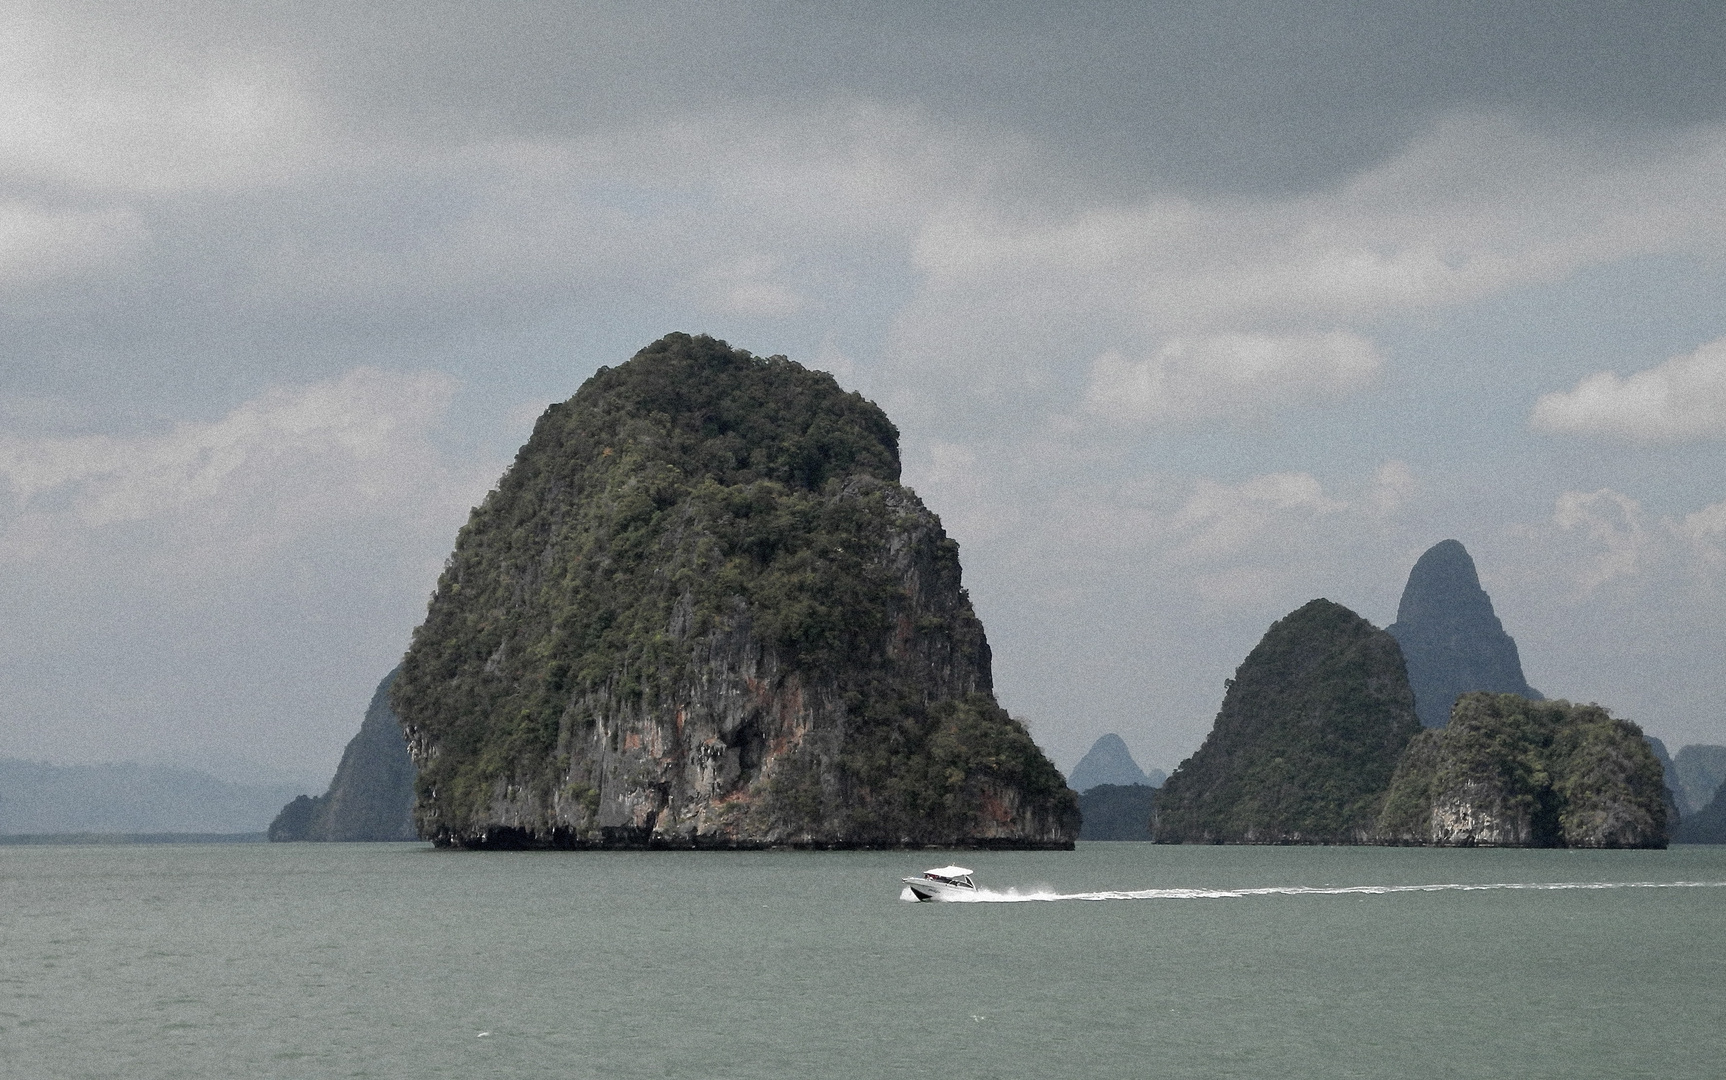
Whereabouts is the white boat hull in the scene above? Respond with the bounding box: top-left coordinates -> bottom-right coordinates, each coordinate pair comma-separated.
901,876 -> 978,902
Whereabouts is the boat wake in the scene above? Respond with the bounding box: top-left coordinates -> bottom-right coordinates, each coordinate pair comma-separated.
900,880 -> 1726,903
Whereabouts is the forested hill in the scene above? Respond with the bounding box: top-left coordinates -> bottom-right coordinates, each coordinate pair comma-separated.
1152,599 -> 1421,844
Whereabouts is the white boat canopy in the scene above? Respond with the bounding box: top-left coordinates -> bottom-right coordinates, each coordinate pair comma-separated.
923,866 -> 974,878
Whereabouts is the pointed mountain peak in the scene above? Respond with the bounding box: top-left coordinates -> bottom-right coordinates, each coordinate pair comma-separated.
1388,540 -> 1539,727
1068,733 -> 1159,792
1396,539 -> 1494,627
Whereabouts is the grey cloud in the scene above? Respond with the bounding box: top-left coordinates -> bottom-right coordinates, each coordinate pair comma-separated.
147,1 -> 1726,194
1531,336 -> 1726,442
8,2 -> 1726,777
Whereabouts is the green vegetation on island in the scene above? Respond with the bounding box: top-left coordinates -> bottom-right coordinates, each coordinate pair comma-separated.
1377,692 -> 1669,847
1152,599 -> 1422,844
393,333 -> 1076,848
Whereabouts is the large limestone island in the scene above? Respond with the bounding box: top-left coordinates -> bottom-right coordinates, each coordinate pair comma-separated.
393,334 -> 1078,849
1152,598 -> 1669,847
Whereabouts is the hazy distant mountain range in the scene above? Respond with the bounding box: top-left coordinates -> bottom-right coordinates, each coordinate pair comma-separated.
0,759 -> 305,835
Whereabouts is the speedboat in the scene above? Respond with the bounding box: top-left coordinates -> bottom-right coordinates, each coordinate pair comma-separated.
902,865 -> 978,901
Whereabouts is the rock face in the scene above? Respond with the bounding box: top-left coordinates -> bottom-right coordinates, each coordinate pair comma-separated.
1077,785 -> 1156,840
268,668 -> 418,842
1151,599 -> 1421,844
1386,540 -> 1541,727
1377,693 -> 1668,848
1675,780 -> 1726,843
1068,734 -> 1163,792
1673,744 -> 1726,818
393,334 -> 1077,849
1644,736 -> 1684,828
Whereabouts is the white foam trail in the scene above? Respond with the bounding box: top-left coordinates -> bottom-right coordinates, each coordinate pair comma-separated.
907,880 -> 1726,903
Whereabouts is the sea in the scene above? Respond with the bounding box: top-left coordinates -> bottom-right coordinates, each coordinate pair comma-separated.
2,842 -> 1722,1079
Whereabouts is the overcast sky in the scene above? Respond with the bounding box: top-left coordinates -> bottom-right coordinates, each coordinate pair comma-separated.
4,1 -> 1726,786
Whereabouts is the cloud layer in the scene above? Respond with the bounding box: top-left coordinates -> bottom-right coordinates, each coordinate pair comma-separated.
5,5 -> 1726,777
1531,336 -> 1726,442
0,369 -> 496,775
1087,332 -> 1382,424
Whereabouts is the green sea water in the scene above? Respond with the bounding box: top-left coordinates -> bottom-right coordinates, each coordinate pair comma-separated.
2,842 -> 1722,1079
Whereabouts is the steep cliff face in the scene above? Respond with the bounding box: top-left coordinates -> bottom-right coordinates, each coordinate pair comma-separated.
1673,744 -> 1726,818
1387,540 -> 1541,727
1068,734 -> 1162,792
1644,735 -> 1684,829
393,334 -> 1077,849
268,668 -> 417,842
1675,779 -> 1726,843
1152,599 -> 1421,844
1377,693 -> 1668,848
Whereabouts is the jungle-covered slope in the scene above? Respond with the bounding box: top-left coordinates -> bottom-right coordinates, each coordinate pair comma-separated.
1151,599 -> 1421,844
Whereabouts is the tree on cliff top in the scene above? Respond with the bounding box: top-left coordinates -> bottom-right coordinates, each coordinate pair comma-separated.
1152,598 -> 1421,844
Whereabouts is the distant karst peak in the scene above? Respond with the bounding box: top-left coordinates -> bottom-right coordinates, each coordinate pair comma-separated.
1387,539 -> 1540,728
1068,734 -> 1161,792
268,667 -> 417,843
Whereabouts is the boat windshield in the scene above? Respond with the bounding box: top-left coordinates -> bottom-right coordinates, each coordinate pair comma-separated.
923,865 -> 973,879
921,865 -> 976,886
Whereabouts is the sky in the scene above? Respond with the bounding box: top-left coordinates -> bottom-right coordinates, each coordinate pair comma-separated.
4,1 -> 1726,787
